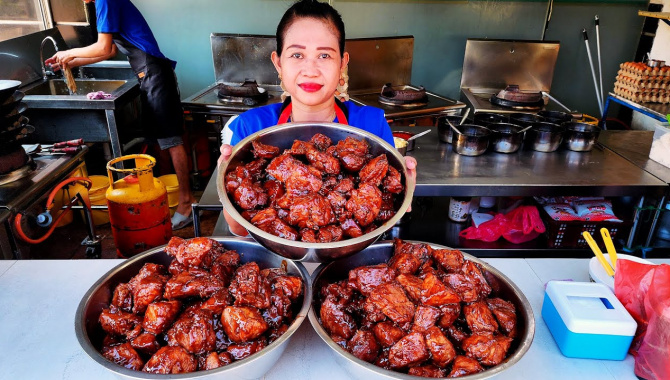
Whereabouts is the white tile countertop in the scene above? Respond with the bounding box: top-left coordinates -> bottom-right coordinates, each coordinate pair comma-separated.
0,257 -> 667,380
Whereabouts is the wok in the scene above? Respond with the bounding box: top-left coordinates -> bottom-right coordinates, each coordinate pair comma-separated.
0,91 -> 25,116
0,103 -> 27,129
0,80 -> 21,104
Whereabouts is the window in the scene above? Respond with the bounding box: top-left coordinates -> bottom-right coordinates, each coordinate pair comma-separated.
0,0 -> 49,42
0,0 -> 92,44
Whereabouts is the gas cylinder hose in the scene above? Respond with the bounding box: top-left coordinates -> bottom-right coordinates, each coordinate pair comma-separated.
14,177 -> 92,244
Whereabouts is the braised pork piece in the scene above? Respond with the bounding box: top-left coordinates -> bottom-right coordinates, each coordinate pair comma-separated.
225,134 -> 404,242
317,239 -> 518,378
97,237 -> 304,374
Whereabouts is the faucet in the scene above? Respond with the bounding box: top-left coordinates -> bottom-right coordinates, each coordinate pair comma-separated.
40,36 -> 59,80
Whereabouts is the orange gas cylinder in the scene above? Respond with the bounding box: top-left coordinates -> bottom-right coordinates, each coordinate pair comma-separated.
106,154 -> 172,258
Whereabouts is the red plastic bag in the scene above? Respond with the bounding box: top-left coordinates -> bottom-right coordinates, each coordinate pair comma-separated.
502,205 -> 546,244
614,260 -> 670,380
459,205 -> 546,244
459,213 -> 507,242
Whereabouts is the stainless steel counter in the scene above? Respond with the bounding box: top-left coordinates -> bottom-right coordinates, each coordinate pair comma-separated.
598,130 -> 670,185
403,127 -> 668,197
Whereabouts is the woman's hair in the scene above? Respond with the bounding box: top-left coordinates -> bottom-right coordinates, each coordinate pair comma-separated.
276,0 -> 346,58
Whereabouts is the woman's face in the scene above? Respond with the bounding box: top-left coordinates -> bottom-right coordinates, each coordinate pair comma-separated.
272,17 -> 349,109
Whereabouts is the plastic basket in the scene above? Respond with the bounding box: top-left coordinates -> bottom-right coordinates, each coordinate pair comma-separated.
538,206 -> 632,249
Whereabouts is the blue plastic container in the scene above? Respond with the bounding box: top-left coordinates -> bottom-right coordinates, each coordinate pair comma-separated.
542,281 -> 636,360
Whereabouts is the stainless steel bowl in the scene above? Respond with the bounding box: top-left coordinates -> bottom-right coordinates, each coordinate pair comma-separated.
75,237 -> 312,379
453,124 -> 491,156
393,131 -> 415,151
525,121 -> 564,152
217,122 -> 415,262
563,121 -> 601,152
488,123 -> 524,153
308,241 -> 535,380
437,115 -> 464,144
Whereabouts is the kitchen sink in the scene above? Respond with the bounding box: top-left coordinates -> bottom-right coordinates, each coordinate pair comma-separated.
23,79 -> 129,96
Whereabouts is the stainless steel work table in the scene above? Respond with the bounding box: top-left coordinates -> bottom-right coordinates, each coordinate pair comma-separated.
403,127 -> 668,197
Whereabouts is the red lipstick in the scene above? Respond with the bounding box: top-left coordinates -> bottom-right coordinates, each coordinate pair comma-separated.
298,83 -> 323,92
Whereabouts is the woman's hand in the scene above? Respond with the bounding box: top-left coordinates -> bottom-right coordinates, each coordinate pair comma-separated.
218,144 -> 233,167
404,155 -> 417,212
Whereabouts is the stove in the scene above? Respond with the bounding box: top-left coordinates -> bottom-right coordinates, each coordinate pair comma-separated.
350,84 -> 464,122
460,39 -> 560,115
0,147 -> 87,259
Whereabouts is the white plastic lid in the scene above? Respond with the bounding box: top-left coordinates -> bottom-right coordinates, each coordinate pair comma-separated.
545,281 -> 637,336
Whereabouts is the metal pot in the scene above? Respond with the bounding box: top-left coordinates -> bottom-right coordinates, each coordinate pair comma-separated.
537,110 -> 572,125
308,241 -> 535,380
75,237 -> 312,380
473,113 -> 508,126
509,113 -> 545,127
647,59 -> 665,68
217,122 -> 415,262
525,121 -> 564,152
437,115 -> 465,143
453,124 -> 491,156
488,122 -> 524,153
563,121 -> 601,152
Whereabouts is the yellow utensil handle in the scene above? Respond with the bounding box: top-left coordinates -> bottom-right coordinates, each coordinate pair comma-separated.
583,231 -> 615,276
600,228 -> 618,270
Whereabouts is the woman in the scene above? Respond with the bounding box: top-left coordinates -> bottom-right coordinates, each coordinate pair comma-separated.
220,0 -> 417,236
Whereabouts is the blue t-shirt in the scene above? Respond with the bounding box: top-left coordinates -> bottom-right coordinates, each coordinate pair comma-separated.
95,0 -> 173,66
228,101 -> 394,146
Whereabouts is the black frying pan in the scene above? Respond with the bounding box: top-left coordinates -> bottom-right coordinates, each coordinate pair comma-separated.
0,80 -> 21,104
0,91 -> 25,116
0,102 -> 27,129
0,123 -> 34,148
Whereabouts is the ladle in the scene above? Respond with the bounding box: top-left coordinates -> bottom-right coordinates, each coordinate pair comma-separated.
407,129 -> 431,141
446,119 -> 462,135
460,108 -> 471,125
518,125 -> 534,134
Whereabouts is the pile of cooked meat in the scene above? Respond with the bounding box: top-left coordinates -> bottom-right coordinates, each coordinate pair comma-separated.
225,133 -> 404,242
318,238 -> 518,378
96,237 -> 304,374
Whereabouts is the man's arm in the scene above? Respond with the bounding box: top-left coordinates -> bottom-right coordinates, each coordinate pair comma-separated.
45,33 -> 115,68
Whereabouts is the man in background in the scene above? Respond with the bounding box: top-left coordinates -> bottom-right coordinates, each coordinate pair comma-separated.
45,0 -> 197,230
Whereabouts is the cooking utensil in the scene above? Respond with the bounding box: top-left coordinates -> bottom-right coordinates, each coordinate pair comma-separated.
582,29 -> 604,116
453,123 -> 491,156
0,80 -> 21,104
583,231 -> 615,276
217,122 -> 414,262
563,121 -> 601,152
537,110 -> 573,125
460,107 -> 471,125
0,91 -> 24,115
0,102 -> 27,129
526,121 -> 564,152
445,118 -> 462,135
309,241 -> 535,380
601,228 -> 618,270
595,16 -> 605,109
407,129 -> 430,141
437,115 -> 462,144
589,253 -> 653,292
75,237 -> 312,380
541,92 -> 574,114
488,122 -> 524,153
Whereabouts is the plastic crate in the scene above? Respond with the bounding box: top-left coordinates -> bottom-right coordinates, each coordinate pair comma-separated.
538,206 -> 632,249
